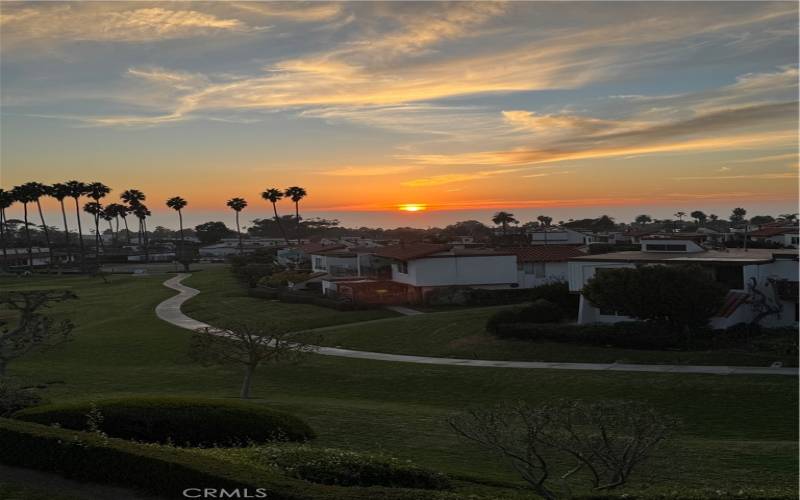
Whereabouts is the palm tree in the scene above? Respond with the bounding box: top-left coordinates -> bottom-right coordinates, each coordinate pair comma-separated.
730,207 -> 747,224
0,189 -> 14,266
166,196 -> 189,270
634,214 -> 652,226
83,202 -> 104,259
19,182 -> 55,267
537,215 -> 553,245
166,197 -> 188,241
11,184 -> 36,271
492,211 -> 518,236
104,203 -> 126,243
120,189 -> 146,243
226,198 -> 248,254
64,180 -> 88,269
674,211 -> 687,221
261,188 -> 290,244
101,210 -> 115,244
708,214 -> 719,222
86,182 -> 110,254
50,183 -> 73,259
690,210 -> 707,225
779,213 -> 798,223
285,186 -> 307,239
132,204 -> 151,262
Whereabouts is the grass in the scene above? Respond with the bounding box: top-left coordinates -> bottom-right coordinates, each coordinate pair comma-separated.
183,268 -> 399,330
0,270 -> 797,498
289,303 -> 796,367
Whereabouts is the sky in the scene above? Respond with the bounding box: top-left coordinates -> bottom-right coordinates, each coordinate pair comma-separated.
1,1 -> 798,230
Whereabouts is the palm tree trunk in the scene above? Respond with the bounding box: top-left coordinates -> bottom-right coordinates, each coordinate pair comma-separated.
22,203 -> 33,271
235,211 -> 243,255
114,216 -> 120,244
121,215 -> 131,243
272,203 -> 290,245
35,199 -> 53,267
143,219 -> 149,263
73,198 -> 85,270
0,208 -> 7,267
59,200 -> 72,259
178,210 -> 189,272
295,201 -> 301,241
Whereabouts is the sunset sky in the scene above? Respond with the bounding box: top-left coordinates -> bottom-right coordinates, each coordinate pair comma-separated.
1,1 -> 798,229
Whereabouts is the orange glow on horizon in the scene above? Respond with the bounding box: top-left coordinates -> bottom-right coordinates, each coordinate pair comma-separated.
397,203 -> 427,212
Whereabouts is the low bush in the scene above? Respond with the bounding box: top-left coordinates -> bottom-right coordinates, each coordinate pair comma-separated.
245,445 -> 452,490
527,281 -> 578,315
426,281 -> 578,312
491,321 -> 691,350
247,288 -> 378,311
0,418 -> 456,500
13,397 -> 315,447
517,299 -> 563,324
260,271 -> 315,288
0,379 -> 43,417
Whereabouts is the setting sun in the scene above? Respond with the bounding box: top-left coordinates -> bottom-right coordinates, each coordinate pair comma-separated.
398,203 -> 427,212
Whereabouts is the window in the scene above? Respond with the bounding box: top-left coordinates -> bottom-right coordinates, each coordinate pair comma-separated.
313,256 -> 326,270
534,262 -> 546,278
397,262 -> 408,274
791,237 -> 799,245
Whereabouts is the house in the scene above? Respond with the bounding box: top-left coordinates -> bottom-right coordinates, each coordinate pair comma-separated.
527,227 -> 594,245
277,242 -> 345,267
320,243 -> 586,305
509,246 -> 587,288
748,226 -> 799,248
0,247 -> 72,268
568,239 -> 799,328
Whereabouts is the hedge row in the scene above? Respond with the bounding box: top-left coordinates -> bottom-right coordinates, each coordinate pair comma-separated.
426,281 -> 579,310
489,321 -> 799,352
14,397 -> 315,447
248,287 -> 375,311
0,419 -> 462,500
490,321 -> 697,350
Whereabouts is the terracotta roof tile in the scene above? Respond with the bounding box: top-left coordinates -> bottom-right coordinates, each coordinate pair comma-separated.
371,243 -> 451,261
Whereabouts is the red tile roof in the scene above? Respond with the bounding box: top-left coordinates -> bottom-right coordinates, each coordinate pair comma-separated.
508,245 -> 587,262
301,243 -> 346,254
371,243 -> 451,261
749,227 -> 798,237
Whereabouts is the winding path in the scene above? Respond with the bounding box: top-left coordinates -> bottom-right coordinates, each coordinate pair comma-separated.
158,274 -> 798,377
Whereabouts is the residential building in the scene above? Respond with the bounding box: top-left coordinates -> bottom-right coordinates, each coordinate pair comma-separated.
510,246 -> 587,288
527,227 -> 594,245
568,239 -> 799,328
748,226 -> 799,248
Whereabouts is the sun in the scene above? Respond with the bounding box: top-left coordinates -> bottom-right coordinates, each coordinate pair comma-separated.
398,203 -> 427,212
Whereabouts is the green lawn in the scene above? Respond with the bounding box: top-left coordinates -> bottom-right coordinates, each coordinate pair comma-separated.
0,271 -> 797,498
289,305 -> 797,367
182,268 -> 399,330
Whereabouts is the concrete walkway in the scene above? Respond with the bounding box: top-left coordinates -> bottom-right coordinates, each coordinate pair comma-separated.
385,305 -> 425,316
159,274 -> 798,377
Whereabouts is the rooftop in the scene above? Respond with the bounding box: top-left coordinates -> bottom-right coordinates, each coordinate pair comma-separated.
508,245 -> 587,262
571,248 -> 797,264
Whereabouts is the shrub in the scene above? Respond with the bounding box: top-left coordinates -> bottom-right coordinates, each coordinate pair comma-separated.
0,418 -> 456,500
234,263 -> 279,288
248,445 -> 452,490
491,321 -> 694,350
486,308 -> 525,335
13,397 -> 315,447
260,271 -> 314,288
527,281 -> 578,316
517,299 -> 563,324
0,379 -> 43,417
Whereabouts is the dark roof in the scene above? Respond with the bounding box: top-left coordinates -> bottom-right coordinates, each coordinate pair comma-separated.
749,227 -> 798,237
371,243 -> 451,261
508,245 -> 587,262
299,243 -> 346,254
571,248 -> 796,265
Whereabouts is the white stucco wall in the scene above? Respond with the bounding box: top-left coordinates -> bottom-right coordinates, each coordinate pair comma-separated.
392,255 -> 518,287
517,261 -> 569,288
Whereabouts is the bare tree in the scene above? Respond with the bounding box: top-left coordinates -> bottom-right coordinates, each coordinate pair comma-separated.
449,400 -> 676,499
189,320 -> 316,399
0,290 -> 77,376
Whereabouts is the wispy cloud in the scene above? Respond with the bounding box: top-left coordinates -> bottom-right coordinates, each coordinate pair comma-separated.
320,165 -> 419,176
673,172 -> 798,181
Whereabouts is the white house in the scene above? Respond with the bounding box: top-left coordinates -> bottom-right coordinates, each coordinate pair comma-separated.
510,246 -> 587,288
568,239 -> 799,328
748,226 -> 799,248
528,227 -> 594,245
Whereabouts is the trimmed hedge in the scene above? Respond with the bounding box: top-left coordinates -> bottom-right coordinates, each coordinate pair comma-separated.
491,321 -> 692,350
242,445 -> 452,490
248,287 -> 376,311
490,320 -> 799,352
425,281 -> 578,310
0,418 -> 458,500
13,397 -> 315,447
